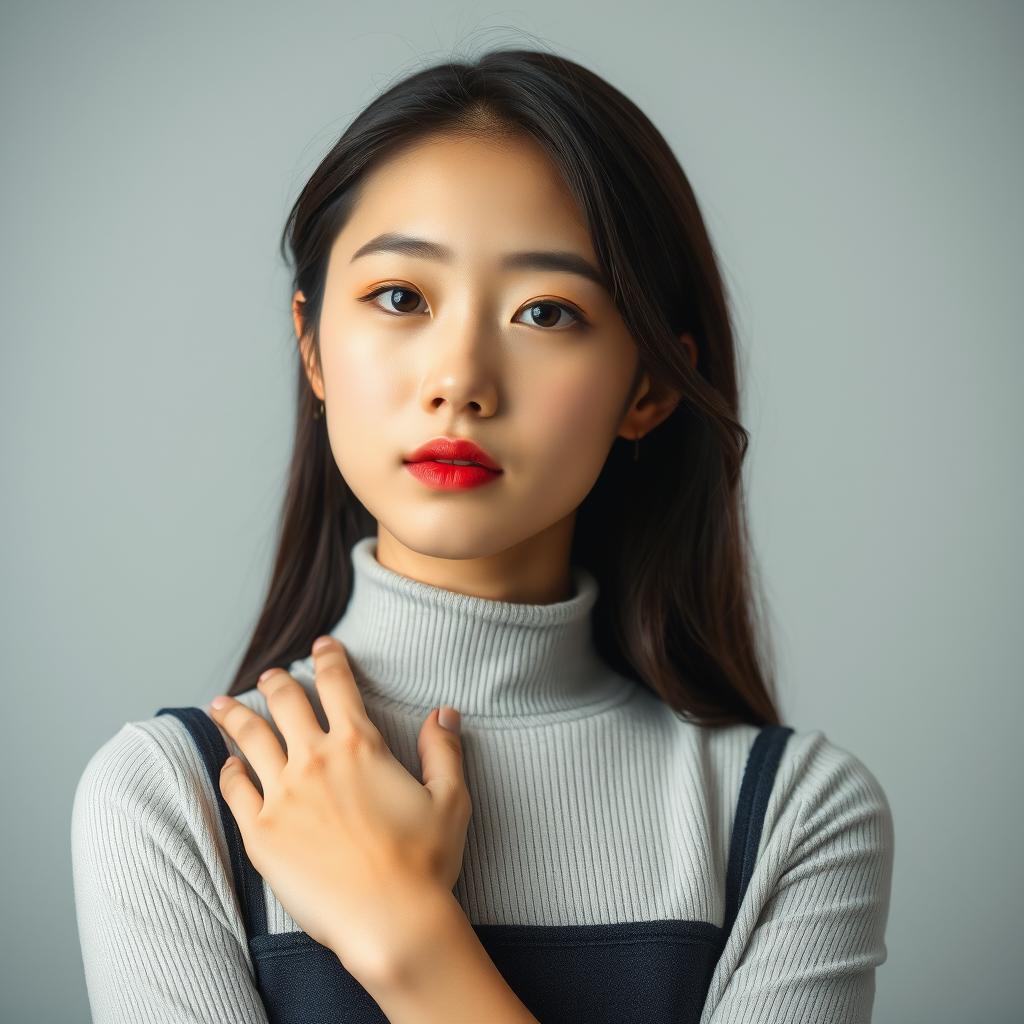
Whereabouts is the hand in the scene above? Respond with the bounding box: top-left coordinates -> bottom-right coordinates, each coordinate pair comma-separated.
207,635 -> 473,983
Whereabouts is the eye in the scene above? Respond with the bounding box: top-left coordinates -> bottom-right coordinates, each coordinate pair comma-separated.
513,300 -> 585,330
360,285 -> 428,316
357,285 -> 587,330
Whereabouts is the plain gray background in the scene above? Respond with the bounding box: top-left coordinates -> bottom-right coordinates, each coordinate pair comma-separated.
2,1 -> 1020,1021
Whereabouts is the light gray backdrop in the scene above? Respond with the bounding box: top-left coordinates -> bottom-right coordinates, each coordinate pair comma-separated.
2,2 -> 1019,1021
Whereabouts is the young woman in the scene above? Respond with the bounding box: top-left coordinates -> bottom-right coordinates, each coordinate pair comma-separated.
72,48 -> 894,1024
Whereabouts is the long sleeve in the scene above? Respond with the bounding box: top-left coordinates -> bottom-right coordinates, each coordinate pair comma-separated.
71,721 -> 270,1024
700,737 -> 895,1024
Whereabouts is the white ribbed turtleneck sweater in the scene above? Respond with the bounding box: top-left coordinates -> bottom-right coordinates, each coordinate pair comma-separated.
71,536 -> 894,1023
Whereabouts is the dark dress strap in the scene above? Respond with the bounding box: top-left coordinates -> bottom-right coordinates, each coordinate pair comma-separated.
155,706 -> 269,939
721,724 -> 795,938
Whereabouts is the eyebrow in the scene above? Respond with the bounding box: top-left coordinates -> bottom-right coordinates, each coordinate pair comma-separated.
349,232 -> 610,292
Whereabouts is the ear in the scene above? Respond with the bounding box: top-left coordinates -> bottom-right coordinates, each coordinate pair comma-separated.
293,290 -> 324,401
617,332 -> 696,443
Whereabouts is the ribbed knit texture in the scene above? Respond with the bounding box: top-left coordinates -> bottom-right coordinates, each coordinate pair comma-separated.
71,536 -> 894,1022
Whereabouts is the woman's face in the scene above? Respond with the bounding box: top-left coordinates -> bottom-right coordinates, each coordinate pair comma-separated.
296,131 -> 686,599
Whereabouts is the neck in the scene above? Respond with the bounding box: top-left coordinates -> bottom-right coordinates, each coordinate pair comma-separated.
325,536 -> 634,726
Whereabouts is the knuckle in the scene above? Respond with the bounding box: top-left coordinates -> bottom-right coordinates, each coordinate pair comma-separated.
438,780 -> 472,818
264,676 -> 295,700
422,845 -> 445,877
236,717 -> 264,742
332,721 -> 380,756
298,747 -> 330,777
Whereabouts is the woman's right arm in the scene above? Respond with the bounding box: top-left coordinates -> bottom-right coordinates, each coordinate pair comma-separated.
71,721 -> 270,1024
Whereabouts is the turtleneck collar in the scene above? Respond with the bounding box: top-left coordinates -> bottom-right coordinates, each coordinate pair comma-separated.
325,536 -> 635,725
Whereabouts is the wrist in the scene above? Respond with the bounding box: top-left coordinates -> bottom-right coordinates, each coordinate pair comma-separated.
342,884 -> 467,994
356,888 -> 541,1024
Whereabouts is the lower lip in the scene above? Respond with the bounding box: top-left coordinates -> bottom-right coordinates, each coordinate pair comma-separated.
404,460 -> 503,490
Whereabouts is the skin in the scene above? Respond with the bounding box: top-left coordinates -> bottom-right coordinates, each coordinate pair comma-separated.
209,132 -> 699,1020
212,638 -> 541,1021
211,639 -> 472,986
294,130 -> 696,604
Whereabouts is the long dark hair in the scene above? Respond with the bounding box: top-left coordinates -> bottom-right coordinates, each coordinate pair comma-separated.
226,48 -> 783,728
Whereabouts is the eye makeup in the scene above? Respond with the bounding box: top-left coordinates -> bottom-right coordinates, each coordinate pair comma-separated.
355,283 -> 591,331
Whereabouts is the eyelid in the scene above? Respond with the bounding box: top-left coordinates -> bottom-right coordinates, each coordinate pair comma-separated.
356,283 -> 589,329
357,283 -> 429,316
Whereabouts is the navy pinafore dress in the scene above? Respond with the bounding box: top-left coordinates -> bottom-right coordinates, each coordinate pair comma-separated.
156,705 -> 792,1024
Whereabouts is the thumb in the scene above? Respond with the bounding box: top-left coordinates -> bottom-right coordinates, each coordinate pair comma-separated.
418,706 -> 466,804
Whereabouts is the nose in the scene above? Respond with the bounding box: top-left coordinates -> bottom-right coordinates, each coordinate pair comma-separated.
418,327 -> 499,418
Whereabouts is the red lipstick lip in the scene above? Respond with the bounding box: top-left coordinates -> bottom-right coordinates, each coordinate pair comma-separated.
404,461 -> 501,491
403,436 -> 503,472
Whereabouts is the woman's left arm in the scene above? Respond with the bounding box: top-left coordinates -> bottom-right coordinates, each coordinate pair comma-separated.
702,740 -> 895,1024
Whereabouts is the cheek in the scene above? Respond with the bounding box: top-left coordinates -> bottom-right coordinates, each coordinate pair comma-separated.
323,332 -> 401,407
318,335 -> 406,486
523,367 -> 624,482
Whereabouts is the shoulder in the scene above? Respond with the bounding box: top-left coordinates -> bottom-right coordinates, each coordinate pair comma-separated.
71,717 -> 186,829
699,720 -> 892,823
71,689 -> 265,847
687,718 -> 894,875
70,691 -> 279,933
775,728 -> 894,847
747,725 -> 895,889
627,699 -> 892,830
70,713 -> 221,913
73,652 -> 331,810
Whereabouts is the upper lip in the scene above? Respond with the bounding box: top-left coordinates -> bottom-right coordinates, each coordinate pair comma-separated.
404,436 -> 503,471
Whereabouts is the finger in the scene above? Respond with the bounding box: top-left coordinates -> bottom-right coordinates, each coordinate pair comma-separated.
256,669 -> 325,751
219,756 -> 263,833
208,695 -> 287,784
418,707 -> 470,817
310,636 -> 375,734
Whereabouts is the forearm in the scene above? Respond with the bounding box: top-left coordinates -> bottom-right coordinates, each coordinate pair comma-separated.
347,887 -> 540,1024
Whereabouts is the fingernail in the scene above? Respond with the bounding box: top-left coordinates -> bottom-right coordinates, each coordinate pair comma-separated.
438,706 -> 461,735
211,695 -> 230,709
312,635 -> 333,653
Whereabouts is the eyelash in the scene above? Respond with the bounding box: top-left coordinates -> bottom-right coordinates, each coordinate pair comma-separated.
356,284 -> 589,331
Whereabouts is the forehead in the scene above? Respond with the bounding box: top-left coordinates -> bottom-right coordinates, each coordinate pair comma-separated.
332,133 -> 596,264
